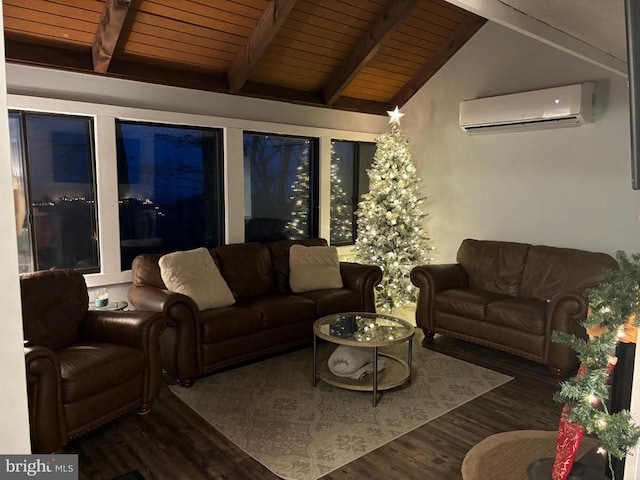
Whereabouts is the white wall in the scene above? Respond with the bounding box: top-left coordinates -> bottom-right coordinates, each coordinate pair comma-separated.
0,2 -> 32,453
403,22 -> 640,263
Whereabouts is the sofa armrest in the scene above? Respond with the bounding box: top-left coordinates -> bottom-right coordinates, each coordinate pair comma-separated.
410,264 -> 469,292
410,264 -> 469,332
339,262 -> 383,312
545,291 -> 589,373
24,345 -> 66,453
81,311 -> 166,350
127,285 -> 202,384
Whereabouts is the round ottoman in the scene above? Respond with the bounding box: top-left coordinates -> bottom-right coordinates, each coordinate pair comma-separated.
461,430 -> 601,480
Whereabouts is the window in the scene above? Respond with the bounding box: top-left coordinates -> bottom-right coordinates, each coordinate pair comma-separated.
10,111 -> 99,273
243,133 -> 319,242
116,121 -> 224,270
330,140 -> 375,245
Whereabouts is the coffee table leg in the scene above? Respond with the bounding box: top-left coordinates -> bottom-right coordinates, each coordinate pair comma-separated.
373,346 -> 378,407
313,334 -> 317,387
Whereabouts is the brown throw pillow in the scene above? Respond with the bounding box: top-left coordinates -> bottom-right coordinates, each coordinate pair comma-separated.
289,244 -> 343,293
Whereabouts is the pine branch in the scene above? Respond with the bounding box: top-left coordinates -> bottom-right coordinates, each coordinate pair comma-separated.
552,251 -> 640,460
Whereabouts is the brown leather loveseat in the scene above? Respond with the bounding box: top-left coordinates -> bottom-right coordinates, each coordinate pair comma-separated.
21,269 -> 165,453
128,238 -> 382,386
410,239 -> 618,375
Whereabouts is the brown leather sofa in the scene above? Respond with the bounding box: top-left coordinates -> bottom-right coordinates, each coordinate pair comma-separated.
128,238 -> 383,386
410,239 -> 618,375
21,269 -> 165,453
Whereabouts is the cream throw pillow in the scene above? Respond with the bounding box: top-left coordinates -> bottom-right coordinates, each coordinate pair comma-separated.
289,244 -> 343,293
159,247 -> 235,310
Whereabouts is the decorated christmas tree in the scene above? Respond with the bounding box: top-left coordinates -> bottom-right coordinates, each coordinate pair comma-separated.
354,106 -> 432,312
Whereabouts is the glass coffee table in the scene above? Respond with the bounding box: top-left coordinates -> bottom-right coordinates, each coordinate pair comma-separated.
313,312 -> 414,406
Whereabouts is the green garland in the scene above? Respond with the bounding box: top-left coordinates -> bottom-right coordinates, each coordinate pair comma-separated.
552,251 -> 640,459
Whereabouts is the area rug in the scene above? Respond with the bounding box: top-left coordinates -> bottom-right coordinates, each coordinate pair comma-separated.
170,343 -> 512,480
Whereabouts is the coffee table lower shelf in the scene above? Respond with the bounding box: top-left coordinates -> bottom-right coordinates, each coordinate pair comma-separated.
317,353 -> 410,392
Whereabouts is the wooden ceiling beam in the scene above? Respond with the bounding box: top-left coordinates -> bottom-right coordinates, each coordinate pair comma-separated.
106,58 -> 229,92
227,0 -> 298,93
241,82 -> 387,115
323,0 -> 420,106
92,0 -> 141,73
4,36 -> 93,71
332,96 -> 389,116
388,15 -> 486,109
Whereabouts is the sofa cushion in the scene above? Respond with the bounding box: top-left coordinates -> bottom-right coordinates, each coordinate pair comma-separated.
159,247 -> 235,310
268,238 -> 328,293
519,245 -> 619,301
213,243 -> 275,297
289,244 -> 343,293
236,294 -> 316,328
457,239 -> 530,296
58,341 -> 145,403
298,288 -> 362,316
434,288 -> 509,320
201,306 -> 264,343
485,297 -> 547,335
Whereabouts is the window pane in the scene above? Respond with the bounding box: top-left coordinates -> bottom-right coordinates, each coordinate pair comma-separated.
243,133 -> 318,242
330,140 -> 375,245
117,121 -> 224,270
13,112 -> 99,272
330,141 -> 356,245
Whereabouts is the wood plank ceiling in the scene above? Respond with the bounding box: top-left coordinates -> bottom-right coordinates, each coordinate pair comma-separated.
3,0 -> 486,115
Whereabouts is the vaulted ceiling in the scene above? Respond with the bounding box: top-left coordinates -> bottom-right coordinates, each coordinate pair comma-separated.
2,0 -> 486,115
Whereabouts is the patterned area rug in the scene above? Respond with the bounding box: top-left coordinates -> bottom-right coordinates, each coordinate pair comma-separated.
170,343 -> 512,480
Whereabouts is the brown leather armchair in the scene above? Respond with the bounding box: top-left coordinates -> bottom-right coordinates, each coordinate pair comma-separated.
20,269 -> 165,453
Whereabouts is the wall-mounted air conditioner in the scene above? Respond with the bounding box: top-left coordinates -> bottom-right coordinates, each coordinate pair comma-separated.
459,83 -> 596,134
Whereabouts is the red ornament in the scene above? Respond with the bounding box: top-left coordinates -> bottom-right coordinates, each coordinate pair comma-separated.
552,404 -> 585,480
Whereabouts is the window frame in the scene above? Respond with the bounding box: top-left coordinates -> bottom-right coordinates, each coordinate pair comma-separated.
10,109 -> 100,274
243,130 -> 320,241
330,139 -> 376,246
115,119 -> 226,269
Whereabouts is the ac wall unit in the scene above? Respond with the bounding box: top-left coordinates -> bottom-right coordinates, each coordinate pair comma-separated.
459,83 -> 596,134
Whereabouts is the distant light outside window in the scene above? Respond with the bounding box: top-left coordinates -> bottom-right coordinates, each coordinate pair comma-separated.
330,140 -> 375,245
243,132 -> 319,243
10,111 -> 99,273
116,121 -> 224,270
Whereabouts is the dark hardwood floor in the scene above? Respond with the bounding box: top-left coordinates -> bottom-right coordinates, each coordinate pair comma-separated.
66,332 -> 583,480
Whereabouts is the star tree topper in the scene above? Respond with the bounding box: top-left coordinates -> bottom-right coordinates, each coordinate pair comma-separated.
387,105 -> 405,126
